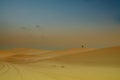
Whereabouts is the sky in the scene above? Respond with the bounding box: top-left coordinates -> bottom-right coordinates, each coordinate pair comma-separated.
0,0 -> 120,50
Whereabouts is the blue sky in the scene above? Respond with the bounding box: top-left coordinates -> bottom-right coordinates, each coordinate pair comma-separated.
1,0 -> 120,26
0,0 -> 120,50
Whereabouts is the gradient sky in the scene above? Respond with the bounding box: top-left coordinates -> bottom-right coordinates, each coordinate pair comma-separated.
0,0 -> 120,50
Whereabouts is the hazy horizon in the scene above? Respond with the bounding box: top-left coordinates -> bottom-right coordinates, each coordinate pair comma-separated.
0,0 -> 120,50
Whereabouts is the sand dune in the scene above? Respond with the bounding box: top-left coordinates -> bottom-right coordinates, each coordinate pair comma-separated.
0,50 -> 15,59
48,46 -> 120,66
9,48 -> 51,55
0,46 -> 120,80
2,48 -> 94,63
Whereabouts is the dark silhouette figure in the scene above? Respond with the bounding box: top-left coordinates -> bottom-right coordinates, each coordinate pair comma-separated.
81,45 -> 84,48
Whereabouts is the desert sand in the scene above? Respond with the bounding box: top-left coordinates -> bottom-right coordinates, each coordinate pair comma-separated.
0,46 -> 120,80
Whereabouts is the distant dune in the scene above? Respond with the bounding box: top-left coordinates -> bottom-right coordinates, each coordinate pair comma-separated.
9,48 -> 51,54
1,47 -> 95,63
0,46 -> 120,65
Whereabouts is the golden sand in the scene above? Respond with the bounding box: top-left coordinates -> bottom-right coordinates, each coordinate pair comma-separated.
0,46 -> 120,80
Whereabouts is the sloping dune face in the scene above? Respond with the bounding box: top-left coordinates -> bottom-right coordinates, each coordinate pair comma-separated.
9,48 -> 51,55
49,46 -> 120,66
1,48 -> 52,63
0,47 -> 120,80
2,48 -> 94,64
0,50 -> 15,59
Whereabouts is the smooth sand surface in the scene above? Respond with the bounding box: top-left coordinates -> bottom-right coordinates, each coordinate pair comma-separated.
0,46 -> 120,80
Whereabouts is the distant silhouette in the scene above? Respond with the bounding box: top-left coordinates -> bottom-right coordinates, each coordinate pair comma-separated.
36,25 -> 41,28
20,27 -> 26,30
81,45 -> 84,48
